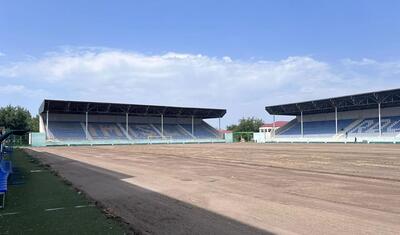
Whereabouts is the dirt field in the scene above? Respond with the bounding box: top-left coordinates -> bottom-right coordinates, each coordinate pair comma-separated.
26,143 -> 400,235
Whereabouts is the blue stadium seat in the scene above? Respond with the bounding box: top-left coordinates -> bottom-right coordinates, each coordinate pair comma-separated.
277,116 -> 400,138
49,121 -> 86,140
279,119 -> 354,136
181,122 -> 219,139
349,116 -> 400,136
48,121 -> 221,141
88,123 -> 128,140
128,124 -> 161,139
153,124 -> 192,139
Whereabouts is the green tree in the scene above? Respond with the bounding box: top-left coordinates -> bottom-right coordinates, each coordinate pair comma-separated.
227,117 -> 264,132
226,124 -> 238,131
30,115 -> 40,132
0,105 -> 32,131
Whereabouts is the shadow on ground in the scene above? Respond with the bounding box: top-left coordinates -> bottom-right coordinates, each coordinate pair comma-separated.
24,148 -> 275,235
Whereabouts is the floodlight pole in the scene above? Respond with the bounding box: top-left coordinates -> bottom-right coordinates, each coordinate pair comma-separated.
46,110 -> 49,140
300,111 -> 304,138
378,103 -> 382,137
85,111 -> 88,140
335,106 -> 338,135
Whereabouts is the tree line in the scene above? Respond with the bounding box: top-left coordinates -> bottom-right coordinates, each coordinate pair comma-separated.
226,117 -> 264,132
0,105 -> 39,133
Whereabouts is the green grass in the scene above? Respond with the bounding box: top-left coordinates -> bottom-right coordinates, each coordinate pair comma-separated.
0,149 -> 128,234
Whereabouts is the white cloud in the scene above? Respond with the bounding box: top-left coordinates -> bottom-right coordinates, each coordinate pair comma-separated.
0,52 -> 5,57
342,58 -> 377,66
0,84 -> 45,97
0,47 -> 398,126
0,84 -> 49,113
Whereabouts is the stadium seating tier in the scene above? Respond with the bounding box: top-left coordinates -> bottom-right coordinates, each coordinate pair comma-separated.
277,116 -> 400,138
48,121 -> 220,141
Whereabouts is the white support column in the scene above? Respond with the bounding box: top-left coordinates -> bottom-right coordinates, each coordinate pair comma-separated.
218,117 -> 221,138
46,111 -> 49,139
126,113 -> 129,134
191,115 -> 194,137
378,103 -> 382,137
39,114 -> 45,133
335,107 -> 338,135
272,115 -> 276,137
85,112 -> 88,140
300,111 -> 304,138
161,114 -> 164,137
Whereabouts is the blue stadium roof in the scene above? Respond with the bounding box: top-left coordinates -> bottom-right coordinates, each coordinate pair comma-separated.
39,99 -> 226,119
265,88 -> 400,116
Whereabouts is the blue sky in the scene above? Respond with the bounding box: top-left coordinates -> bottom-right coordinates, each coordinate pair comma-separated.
1,0 -> 400,126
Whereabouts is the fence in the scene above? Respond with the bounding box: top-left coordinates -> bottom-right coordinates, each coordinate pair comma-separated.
3,134 -> 29,147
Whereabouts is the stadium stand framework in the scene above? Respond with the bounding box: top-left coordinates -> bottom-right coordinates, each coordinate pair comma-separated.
29,88 -> 400,146
30,100 -> 226,146
257,88 -> 400,144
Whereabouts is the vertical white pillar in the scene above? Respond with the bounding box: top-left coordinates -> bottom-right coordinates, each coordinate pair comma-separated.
161,114 -> 164,137
335,107 -> 338,135
301,111 -> 304,138
46,111 -> 49,139
191,115 -> 194,137
378,103 -> 382,137
85,111 -> 88,140
39,114 -> 45,133
272,115 -> 276,137
126,113 -> 129,134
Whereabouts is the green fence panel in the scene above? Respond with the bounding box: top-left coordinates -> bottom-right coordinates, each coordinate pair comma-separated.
30,132 -> 46,147
224,133 -> 233,143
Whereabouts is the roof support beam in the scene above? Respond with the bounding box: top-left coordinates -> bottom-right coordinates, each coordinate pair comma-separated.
40,100 -> 225,118
266,89 -> 400,116
378,103 -> 382,137
161,114 -> 164,137
335,106 -> 338,135
300,111 -> 304,138
46,111 -> 49,140
85,111 -> 89,140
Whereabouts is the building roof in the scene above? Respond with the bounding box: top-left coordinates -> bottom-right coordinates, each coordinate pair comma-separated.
218,129 -> 232,134
265,88 -> 400,116
39,99 -> 226,119
261,121 -> 288,128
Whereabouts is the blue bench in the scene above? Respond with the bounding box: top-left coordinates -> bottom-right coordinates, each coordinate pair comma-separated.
1,160 -> 12,174
0,169 -> 9,209
0,160 -> 12,208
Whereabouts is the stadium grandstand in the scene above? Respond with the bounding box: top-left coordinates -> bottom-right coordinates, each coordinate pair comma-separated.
262,88 -> 400,143
30,100 -> 226,146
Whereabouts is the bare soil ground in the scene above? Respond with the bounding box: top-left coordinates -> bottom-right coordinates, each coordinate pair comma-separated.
26,143 -> 400,235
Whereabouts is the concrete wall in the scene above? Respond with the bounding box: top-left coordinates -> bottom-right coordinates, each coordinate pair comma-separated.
253,133 -> 266,143
224,133 -> 233,143
30,132 -> 46,147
